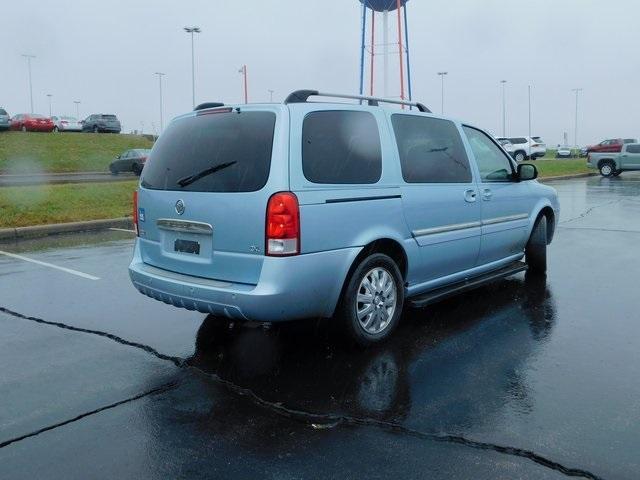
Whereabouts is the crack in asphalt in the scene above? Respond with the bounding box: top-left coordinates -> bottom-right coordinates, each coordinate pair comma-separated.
0,381 -> 179,449
560,199 -> 622,224
0,306 -> 604,480
558,226 -> 640,234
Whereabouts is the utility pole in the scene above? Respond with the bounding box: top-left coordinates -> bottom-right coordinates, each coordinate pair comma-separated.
46,94 -> 53,117
22,54 -> 36,114
572,88 -> 583,149
73,100 -> 81,119
528,85 -> 532,156
154,72 -> 165,132
437,72 -> 448,115
268,89 -> 274,102
183,26 -> 201,109
500,80 -> 507,137
238,65 -> 248,104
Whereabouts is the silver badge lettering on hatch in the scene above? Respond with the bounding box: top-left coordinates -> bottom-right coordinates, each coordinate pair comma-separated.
175,199 -> 185,215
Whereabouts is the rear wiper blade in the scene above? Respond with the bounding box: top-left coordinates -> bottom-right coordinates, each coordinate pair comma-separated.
177,161 -> 237,187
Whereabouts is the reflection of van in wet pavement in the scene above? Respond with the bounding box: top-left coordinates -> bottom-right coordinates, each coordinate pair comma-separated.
129,90 -> 559,345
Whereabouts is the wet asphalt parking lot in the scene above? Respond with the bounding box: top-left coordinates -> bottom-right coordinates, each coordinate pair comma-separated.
1,174 -> 639,479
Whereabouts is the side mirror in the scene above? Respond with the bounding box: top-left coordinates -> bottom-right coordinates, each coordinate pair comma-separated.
517,163 -> 538,181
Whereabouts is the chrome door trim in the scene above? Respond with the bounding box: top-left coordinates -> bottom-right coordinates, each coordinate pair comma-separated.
412,221 -> 482,238
156,218 -> 213,234
412,213 -> 528,238
482,213 -> 529,225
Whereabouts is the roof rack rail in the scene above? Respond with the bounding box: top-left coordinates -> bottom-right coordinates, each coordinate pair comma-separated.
194,102 -> 225,111
283,89 -> 431,113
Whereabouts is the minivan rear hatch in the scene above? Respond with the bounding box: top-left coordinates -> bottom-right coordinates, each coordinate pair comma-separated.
137,106 -> 286,285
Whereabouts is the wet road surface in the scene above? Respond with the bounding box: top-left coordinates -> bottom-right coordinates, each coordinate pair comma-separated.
1,174 -> 639,479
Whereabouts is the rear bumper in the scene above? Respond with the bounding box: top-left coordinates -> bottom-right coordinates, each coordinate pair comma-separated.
128,240 -> 361,322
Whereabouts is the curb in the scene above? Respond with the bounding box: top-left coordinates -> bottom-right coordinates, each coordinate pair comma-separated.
0,217 -> 133,241
539,172 -> 597,182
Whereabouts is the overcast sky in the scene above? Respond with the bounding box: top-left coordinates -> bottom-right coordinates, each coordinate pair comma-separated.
2,0 -> 638,145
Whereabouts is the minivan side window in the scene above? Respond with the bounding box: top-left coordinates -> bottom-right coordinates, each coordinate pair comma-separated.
391,114 -> 471,183
464,126 -> 515,182
302,111 -> 382,184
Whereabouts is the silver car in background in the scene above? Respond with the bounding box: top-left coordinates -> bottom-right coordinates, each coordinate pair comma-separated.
0,107 -> 10,131
51,116 -> 82,132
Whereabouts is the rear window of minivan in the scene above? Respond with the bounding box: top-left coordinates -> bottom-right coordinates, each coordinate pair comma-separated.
141,111 -> 276,192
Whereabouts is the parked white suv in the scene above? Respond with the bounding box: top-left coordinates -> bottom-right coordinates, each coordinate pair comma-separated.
496,136 -> 546,161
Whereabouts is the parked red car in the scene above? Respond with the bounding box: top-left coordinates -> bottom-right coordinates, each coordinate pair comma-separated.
10,114 -> 55,132
586,138 -> 637,154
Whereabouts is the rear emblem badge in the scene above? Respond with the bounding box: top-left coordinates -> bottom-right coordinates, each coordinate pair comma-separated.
175,199 -> 185,215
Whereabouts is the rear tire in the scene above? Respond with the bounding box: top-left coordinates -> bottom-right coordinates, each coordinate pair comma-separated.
599,161 -> 615,177
93,125 -> 99,133
514,151 -> 526,162
21,125 -> 27,132
132,164 -> 141,176
336,253 -> 404,347
109,165 -> 118,175
53,126 -> 59,133
526,215 -> 547,274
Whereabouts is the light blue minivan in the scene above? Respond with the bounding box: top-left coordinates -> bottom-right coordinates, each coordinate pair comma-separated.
129,90 -> 559,345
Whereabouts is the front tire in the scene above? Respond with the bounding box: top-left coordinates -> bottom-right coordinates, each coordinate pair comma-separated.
599,161 -> 615,177
337,253 -> 404,346
93,125 -> 99,133
21,125 -> 27,132
526,215 -> 547,274
132,164 -> 142,176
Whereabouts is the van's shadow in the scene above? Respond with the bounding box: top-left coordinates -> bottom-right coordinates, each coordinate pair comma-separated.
187,272 -> 555,427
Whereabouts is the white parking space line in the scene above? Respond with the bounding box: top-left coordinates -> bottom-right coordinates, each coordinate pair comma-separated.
0,250 -> 100,280
109,227 -> 136,233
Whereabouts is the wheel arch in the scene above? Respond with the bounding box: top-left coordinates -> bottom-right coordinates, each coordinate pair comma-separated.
532,205 -> 555,244
331,237 -> 409,317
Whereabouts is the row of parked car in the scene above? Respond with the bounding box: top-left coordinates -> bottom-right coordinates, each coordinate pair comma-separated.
0,108 -> 121,133
494,136 -> 547,161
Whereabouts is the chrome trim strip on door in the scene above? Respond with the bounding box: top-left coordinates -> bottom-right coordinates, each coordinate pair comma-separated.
482,213 -> 529,225
412,214 -> 528,238
412,221 -> 482,238
156,218 -> 213,234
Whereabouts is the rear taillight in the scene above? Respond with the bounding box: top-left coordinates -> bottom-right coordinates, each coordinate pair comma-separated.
266,192 -> 299,256
531,143 -> 541,147
133,190 -> 139,236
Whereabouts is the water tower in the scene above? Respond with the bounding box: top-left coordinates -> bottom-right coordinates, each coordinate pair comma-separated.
358,0 -> 412,103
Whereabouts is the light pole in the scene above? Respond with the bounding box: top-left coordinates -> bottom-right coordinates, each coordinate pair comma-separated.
268,89 -> 274,102
154,72 -> 165,132
73,100 -> 81,119
238,65 -> 248,104
46,94 -> 53,117
572,88 -> 583,149
437,72 -> 447,115
22,54 -> 36,113
183,26 -> 201,109
528,85 -> 532,154
500,80 -> 507,137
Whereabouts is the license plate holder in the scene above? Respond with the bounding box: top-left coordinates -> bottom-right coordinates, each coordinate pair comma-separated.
174,239 -> 200,255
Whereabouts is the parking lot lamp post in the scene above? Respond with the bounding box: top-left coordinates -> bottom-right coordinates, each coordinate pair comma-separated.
437,72 -> 447,114
154,72 -> 165,132
572,88 -> 583,149
73,101 -> 81,119
499,80 -> 507,137
46,94 -> 53,117
528,85 -> 531,156
21,54 -> 36,114
268,89 -> 274,102
183,26 -> 201,109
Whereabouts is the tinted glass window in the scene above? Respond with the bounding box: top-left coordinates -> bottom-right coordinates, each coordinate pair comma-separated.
464,126 -> 514,182
141,111 -> 276,192
101,114 -> 117,120
624,138 -> 637,144
0,109 -> 7,115
509,137 -> 528,144
302,111 -> 381,184
391,115 -> 471,183
627,144 -> 640,153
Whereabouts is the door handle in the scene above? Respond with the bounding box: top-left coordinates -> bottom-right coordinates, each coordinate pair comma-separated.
464,189 -> 477,203
481,188 -> 492,200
